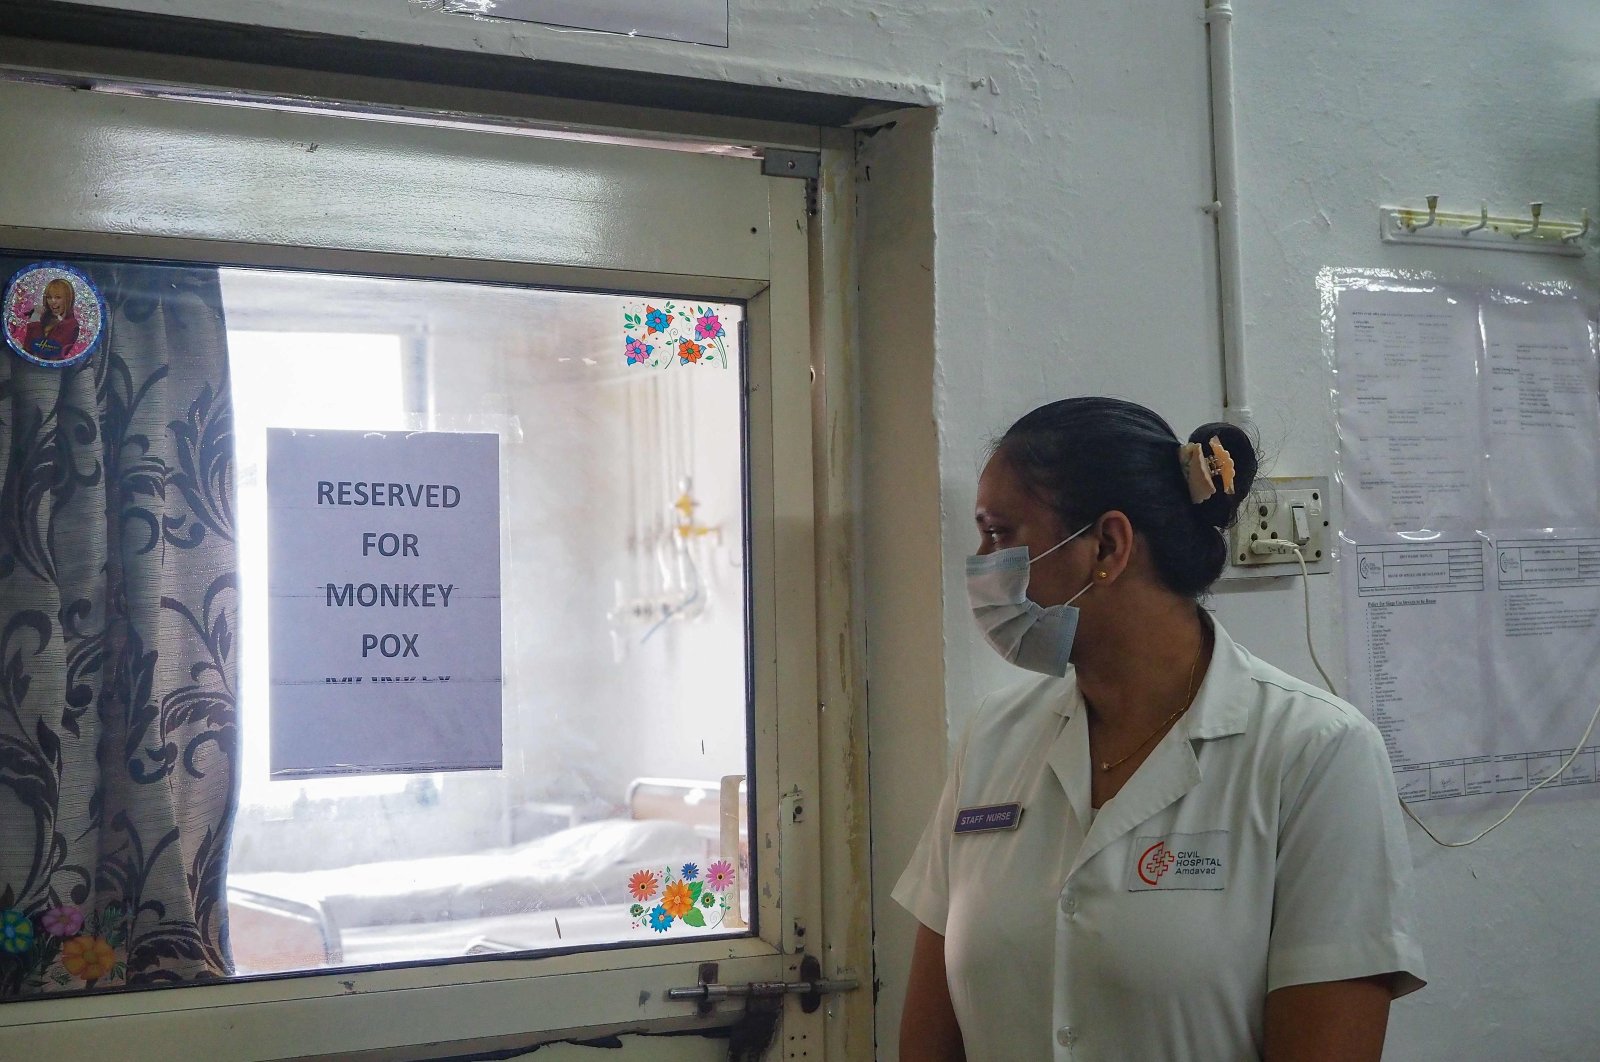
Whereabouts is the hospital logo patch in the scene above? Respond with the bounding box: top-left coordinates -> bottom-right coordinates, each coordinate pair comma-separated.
1126,831 -> 1228,891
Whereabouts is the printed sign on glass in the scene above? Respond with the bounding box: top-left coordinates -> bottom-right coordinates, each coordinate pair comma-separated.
267,429 -> 503,777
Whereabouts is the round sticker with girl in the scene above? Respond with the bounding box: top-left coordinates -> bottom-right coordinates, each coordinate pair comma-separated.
4,262 -> 106,368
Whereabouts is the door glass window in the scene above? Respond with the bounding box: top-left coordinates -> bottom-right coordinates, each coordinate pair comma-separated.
0,252 -> 752,996
224,269 -> 753,975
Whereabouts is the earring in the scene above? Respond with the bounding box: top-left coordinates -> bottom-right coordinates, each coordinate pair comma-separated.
1095,570 -> 1109,580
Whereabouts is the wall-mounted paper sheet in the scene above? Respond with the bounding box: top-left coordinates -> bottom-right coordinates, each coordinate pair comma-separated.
268,429 -> 503,777
1341,534 -> 1600,802
1486,533 -> 1600,790
1332,286 -> 1484,535
1329,272 -> 1600,804
1482,300 -> 1600,527
1342,539 -> 1494,800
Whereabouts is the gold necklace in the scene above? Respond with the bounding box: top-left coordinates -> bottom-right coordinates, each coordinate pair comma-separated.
1098,636 -> 1207,773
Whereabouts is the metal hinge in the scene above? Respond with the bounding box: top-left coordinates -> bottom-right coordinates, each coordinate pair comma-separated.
669,958 -> 858,1062
759,149 -> 821,216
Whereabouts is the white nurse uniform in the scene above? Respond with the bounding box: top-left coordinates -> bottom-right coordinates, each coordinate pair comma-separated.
893,618 -> 1425,1061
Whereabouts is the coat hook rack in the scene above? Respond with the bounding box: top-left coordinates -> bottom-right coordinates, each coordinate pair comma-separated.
1380,197 -> 1588,256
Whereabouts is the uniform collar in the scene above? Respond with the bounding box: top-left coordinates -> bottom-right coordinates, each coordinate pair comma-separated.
1046,612 -> 1250,744
1179,613 -> 1250,741
1050,614 -> 1250,876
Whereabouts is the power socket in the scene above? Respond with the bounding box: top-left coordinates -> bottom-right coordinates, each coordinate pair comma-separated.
1225,476 -> 1332,578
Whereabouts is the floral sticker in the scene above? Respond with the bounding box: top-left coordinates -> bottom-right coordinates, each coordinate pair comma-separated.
3,262 -> 107,368
622,301 -> 732,369
40,906 -> 83,939
61,936 -> 116,982
0,910 -> 32,955
624,336 -> 654,366
704,859 -> 735,891
628,869 -> 661,904
629,859 -> 737,933
0,899 -> 129,990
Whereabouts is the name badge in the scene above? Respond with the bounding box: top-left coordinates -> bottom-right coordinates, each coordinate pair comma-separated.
953,803 -> 1022,834
1126,830 -> 1229,891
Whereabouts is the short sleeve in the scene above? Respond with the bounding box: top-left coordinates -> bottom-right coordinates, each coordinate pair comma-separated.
1267,708 -> 1427,997
890,725 -> 972,934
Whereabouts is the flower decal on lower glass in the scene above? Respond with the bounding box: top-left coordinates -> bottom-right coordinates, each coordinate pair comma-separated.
0,910 -> 32,955
0,900 -> 128,991
628,869 -> 661,904
40,906 -> 83,939
705,859 -> 735,892
60,936 -> 115,983
628,857 -> 738,933
624,301 -> 734,369
661,880 -> 694,919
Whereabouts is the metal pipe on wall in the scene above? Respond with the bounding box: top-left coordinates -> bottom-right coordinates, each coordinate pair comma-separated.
1206,0 -> 1252,427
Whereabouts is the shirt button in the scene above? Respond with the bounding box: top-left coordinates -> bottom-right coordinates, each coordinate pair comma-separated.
1056,1025 -> 1077,1046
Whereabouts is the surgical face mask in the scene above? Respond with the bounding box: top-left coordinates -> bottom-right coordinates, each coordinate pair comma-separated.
966,523 -> 1095,677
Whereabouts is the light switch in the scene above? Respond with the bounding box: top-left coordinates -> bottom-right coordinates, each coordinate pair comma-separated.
1291,504 -> 1311,544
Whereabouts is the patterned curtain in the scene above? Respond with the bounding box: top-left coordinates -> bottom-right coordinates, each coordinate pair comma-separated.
0,256 -> 236,995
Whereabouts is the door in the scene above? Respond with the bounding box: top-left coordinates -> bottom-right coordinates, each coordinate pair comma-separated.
0,75 -> 842,1060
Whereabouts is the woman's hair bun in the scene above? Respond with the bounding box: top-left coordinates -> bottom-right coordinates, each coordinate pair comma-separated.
1187,421 -> 1258,530
996,397 -> 1262,598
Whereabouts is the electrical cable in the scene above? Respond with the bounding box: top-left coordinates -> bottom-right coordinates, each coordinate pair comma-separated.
1291,547 -> 1338,692
1397,705 -> 1600,847
1282,542 -> 1600,848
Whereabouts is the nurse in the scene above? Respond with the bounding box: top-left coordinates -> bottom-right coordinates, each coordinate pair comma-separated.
895,397 -> 1424,1062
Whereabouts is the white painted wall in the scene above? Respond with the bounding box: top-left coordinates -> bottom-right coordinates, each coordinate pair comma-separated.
1215,9 -> 1600,1061
42,1 -> 1600,1059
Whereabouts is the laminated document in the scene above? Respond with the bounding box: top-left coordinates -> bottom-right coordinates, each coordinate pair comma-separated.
1326,271 -> 1600,803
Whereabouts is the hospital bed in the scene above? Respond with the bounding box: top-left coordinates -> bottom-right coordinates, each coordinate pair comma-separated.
227,777 -> 745,973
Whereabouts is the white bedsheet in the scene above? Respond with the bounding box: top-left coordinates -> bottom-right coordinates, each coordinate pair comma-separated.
229,818 -> 706,929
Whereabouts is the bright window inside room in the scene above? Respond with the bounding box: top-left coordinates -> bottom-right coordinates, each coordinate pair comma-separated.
229,326 -> 415,806
220,268 -> 751,976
